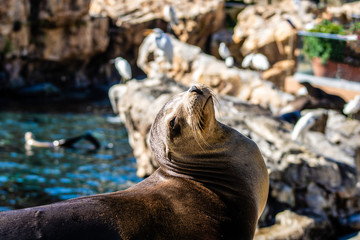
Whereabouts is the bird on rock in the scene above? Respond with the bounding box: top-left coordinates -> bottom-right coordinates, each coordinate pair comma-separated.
218,42 -> 234,68
110,57 -> 132,82
108,57 -> 132,114
154,28 -> 173,65
343,95 -> 360,117
143,28 -> 173,65
291,112 -> 317,141
163,5 -> 179,32
241,53 -> 270,71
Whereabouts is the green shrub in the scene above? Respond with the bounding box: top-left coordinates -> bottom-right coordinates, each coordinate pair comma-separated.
303,20 -> 346,64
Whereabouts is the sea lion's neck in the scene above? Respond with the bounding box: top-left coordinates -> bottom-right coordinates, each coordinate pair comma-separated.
162,123 -> 248,198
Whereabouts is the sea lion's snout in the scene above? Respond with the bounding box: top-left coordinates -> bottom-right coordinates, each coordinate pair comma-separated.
189,85 -> 203,95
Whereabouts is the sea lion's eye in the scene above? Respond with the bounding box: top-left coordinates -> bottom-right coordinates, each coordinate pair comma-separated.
169,117 -> 176,128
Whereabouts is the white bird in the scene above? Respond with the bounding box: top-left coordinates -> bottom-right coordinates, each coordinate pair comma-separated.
297,86 -> 308,96
163,5 -> 179,28
137,28 -> 174,78
343,95 -> 360,116
219,42 -> 231,59
141,28 -> 173,65
241,53 -> 254,69
225,57 -> 234,68
218,42 -> 234,68
111,57 -> 132,82
291,112 -> 316,141
153,28 -> 173,64
241,53 -> 270,71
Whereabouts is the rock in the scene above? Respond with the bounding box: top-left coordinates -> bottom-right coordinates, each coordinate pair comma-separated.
37,16 -> 109,61
305,182 -> 334,215
0,0 -> 109,89
230,0 -> 318,77
326,110 -> 360,150
18,82 -> 61,97
225,1 -> 360,91
1,0 -> 224,91
254,210 -> 332,240
327,1 -> 360,25
90,0 -> 224,50
348,232 -> 360,240
261,60 -> 296,90
37,0 -> 90,26
270,182 -> 295,207
232,0 -> 308,63
210,29 -> 242,67
306,109 -> 328,134
137,32 -> 295,113
0,0 -> 30,58
89,0 -> 224,73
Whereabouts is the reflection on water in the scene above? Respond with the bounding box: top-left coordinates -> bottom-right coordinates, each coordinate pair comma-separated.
0,112 -> 142,211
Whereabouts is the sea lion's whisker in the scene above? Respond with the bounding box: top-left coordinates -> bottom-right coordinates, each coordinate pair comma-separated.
194,117 -> 210,149
210,91 -> 221,119
184,96 -> 210,149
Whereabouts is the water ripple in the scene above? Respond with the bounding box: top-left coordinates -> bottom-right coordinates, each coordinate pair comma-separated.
0,112 -> 142,210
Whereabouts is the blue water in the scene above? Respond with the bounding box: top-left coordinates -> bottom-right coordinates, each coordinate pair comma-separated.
0,112 -> 142,211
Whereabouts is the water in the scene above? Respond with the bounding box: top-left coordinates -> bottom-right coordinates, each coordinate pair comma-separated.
0,112 -> 142,211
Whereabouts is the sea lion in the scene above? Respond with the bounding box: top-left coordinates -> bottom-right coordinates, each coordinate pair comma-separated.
299,81 -> 346,112
24,131 -> 101,150
0,84 -> 269,240
279,82 -> 346,115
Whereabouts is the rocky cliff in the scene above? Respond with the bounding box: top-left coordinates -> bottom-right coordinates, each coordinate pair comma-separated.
2,0 -> 359,95
0,0 -> 224,95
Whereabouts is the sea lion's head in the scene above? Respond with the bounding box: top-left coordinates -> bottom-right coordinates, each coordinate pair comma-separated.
150,84 -> 218,167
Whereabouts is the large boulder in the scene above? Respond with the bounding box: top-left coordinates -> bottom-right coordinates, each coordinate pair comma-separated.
255,210 -> 333,240
232,0 -> 316,63
117,75 -> 360,237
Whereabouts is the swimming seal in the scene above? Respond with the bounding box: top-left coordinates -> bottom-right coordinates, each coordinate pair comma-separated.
0,84 -> 269,240
24,131 -> 101,150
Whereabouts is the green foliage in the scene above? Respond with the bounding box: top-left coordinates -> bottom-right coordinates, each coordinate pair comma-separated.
352,22 -> 360,31
303,20 -> 346,64
350,22 -> 360,36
